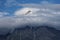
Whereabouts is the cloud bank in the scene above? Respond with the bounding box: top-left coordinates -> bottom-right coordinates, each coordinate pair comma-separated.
0,1 -> 60,35
0,5 -> 60,29
14,7 -> 60,29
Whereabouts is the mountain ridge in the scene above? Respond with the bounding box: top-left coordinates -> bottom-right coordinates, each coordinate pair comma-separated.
0,26 -> 60,40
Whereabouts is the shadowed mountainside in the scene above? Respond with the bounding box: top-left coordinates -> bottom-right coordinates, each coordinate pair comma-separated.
0,26 -> 60,40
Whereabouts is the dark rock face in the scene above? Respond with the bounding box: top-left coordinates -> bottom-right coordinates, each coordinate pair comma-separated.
0,26 -> 60,40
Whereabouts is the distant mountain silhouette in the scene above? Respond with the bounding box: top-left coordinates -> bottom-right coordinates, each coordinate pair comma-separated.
0,26 -> 60,40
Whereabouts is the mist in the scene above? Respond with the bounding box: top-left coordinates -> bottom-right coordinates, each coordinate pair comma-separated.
0,3 -> 60,35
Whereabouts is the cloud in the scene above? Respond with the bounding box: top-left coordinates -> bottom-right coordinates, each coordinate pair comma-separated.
0,12 -> 9,17
0,0 -> 60,35
14,2 -> 60,30
18,3 -> 60,10
4,0 -> 18,7
40,1 -> 50,4
14,7 -> 40,16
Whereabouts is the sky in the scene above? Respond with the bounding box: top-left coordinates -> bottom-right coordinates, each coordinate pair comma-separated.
0,0 -> 60,15
0,0 -> 60,35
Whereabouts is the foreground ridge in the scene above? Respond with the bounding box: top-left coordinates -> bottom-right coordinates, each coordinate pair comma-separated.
0,26 -> 60,40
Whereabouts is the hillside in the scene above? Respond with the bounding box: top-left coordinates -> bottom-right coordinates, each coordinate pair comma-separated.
0,26 -> 60,40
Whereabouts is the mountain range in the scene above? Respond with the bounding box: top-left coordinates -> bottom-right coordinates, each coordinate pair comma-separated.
0,26 -> 60,40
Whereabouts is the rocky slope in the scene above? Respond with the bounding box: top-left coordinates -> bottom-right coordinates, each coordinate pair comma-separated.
0,26 -> 60,40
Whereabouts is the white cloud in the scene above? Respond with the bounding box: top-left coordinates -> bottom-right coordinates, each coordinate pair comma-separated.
5,0 -> 18,7
0,1 -> 60,34
0,12 -> 9,17
14,7 -> 40,16
14,3 -> 60,30
40,1 -> 50,4
18,3 -> 60,10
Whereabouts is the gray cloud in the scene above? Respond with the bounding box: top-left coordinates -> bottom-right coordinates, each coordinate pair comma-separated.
0,1 -> 60,35
14,2 -> 60,30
